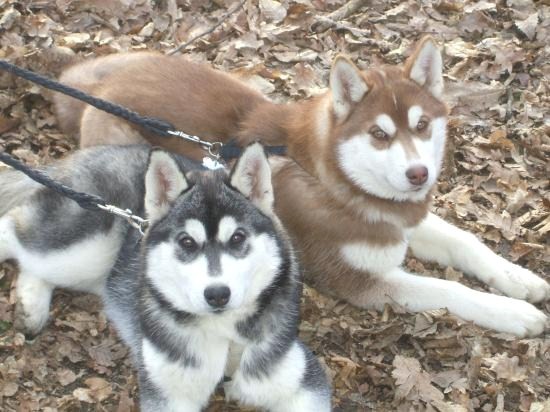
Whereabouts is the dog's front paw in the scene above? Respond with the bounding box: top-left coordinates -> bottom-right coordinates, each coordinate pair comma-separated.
489,260 -> 550,303
482,296 -> 548,338
13,301 -> 48,339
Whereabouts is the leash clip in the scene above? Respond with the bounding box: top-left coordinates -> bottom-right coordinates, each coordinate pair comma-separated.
167,129 -> 224,165
97,204 -> 149,235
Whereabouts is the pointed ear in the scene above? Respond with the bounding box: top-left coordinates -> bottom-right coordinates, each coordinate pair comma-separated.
404,37 -> 444,99
145,149 -> 189,222
330,56 -> 369,121
230,143 -> 273,215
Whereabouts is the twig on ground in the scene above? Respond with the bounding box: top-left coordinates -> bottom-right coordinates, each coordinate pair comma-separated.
167,0 -> 246,55
311,0 -> 370,33
88,12 -> 120,33
312,16 -> 371,37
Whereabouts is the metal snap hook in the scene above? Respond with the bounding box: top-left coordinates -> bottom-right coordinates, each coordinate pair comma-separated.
208,142 -> 223,159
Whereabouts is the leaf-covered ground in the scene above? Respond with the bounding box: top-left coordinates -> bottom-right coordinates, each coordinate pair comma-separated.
0,0 -> 549,411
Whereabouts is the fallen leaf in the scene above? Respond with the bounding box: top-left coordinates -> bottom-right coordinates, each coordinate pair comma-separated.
484,353 -> 528,382
3,382 -> 18,397
515,12 -> 539,40
57,369 -> 77,386
85,377 -> 113,402
73,387 -> 94,403
272,49 -> 318,63
488,129 -> 515,151
259,0 -> 287,23
392,355 -> 444,403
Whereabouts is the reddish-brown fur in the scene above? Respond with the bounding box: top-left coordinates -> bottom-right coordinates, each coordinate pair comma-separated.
53,38 -> 446,308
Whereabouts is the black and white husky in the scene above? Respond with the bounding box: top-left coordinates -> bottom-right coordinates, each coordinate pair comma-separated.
0,144 -> 331,411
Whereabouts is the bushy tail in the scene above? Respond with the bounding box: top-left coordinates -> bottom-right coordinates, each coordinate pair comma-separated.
0,169 -> 40,216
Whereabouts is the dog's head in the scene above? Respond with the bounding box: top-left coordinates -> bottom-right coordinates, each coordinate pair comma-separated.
324,37 -> 447,202
142,144 -> 287,316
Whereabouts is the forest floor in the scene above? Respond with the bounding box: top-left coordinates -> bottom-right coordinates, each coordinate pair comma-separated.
0,0 -> 549,411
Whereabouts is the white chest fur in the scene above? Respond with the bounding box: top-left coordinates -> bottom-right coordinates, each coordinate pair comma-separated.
142,335 -> 229,410
340,239 -> 408,275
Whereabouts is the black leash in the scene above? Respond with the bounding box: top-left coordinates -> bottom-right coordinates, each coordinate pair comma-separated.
0,59 -> 287,160
0,152 -> 105,211
0,60 -> 173,138
0,152 -> 149,234
0,58 -> 287,234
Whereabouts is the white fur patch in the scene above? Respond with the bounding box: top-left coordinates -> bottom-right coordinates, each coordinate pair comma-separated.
142,337 -> 228,410
3,213 -> 122,294
340,241 -> 407,274
0,215 -> 16,262
217,216 -> 238,243
185,219 -> 207,244
1,211 -> 123,333
409,213 -> 550,303
382,268 -> 547,337
376,114 -> 396,136
146,233 -> 281,315
336,116 -> 447,202
148,244 -> 209,313
422,116 -> 447,177
15,273 -> 54,333
408,105 -> 423,129
227,341 -> 330,412
219,234 -> 282,309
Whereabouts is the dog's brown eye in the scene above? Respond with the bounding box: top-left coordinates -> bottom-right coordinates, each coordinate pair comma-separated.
229,230 -> 246,246
371,127 -> 388,141
178,235 -> 197,251
417,118 -> 428,131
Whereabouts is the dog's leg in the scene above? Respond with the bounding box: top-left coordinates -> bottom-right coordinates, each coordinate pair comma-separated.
408,212 -> 550,302
79,106 -> 148,148
1,215 -> 53,336
349,267 -> 547,337
0,215 -> 15,262
14,272 -> 54,337
140,337 -> 227,412
227,340 -> 331,412
138,384 -> 200,412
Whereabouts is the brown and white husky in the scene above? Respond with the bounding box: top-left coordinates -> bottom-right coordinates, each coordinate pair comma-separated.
53,37 -> 549,337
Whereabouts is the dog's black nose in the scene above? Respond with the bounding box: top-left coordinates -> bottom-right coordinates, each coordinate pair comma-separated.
406,166 -> 428,185
204,285 -> 231,308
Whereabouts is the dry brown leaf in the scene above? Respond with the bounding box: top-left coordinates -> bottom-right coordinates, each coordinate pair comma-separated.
0,115 -> 19,134
431,400 -> 469,412
62,33 -> 91,47
272,50 -> 318,63
73,387 -> 95,403
116,389 -> 136,412
529,398 -> 550,412
515,12 -> 539,40
488,129 -> 515,151
57,369 -> 77,386
0,7 -> 20,30
138,22 -> 155,37
85,377 -> 113,402
534,215 -> 550,235
2,382 -> 18,397
484,353 -> 528,382
259,0 -> 287,23
392,355 -> 444,403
